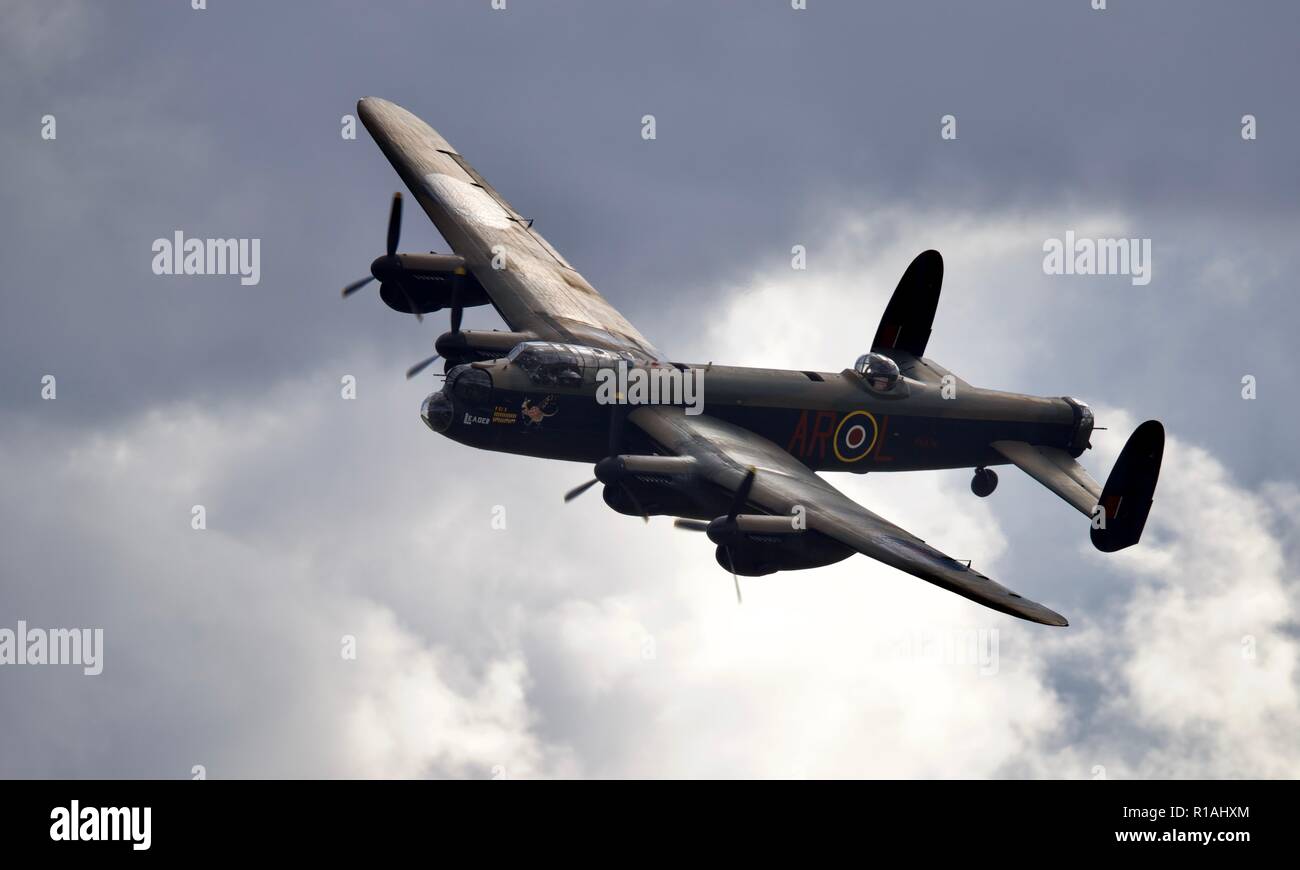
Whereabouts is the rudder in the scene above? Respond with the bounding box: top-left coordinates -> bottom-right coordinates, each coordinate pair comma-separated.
872,249 -> 943,357
1091,420 -> 1164,553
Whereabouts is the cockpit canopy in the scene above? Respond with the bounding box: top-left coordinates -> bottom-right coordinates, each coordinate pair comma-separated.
506,341 -> 637,387
854,352 -> 901,392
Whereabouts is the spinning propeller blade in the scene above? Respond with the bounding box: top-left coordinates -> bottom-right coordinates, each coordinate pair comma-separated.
564,478 -> 599,503
341,275 -> 375,298
405,354 -> 441,380
562,407 -> 646,521
727,467 -> 757,521
342,192 -> 422,321
386,191 -> 402,256
724,546 -> 742,604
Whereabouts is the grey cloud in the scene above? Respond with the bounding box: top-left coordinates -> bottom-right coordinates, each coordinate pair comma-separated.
1,0 -> 1297,778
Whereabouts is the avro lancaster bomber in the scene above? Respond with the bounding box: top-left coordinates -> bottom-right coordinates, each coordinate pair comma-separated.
344,97 -> 1164,626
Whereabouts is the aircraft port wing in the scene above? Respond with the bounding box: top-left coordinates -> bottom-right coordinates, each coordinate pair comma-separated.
630,406 -> 1069,626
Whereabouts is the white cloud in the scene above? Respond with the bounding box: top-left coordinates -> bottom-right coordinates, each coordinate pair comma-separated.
675,212 -> 1300,778
1082,411 -> 1300,778
0,374 -> 567,779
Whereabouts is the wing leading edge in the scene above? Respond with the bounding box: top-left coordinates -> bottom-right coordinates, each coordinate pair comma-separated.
629,406 -> 1069,626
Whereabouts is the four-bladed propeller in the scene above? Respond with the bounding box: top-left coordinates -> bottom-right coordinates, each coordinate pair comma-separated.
341,192 -> 425,323
403,294 -> 468,380
341,192 -> 475,379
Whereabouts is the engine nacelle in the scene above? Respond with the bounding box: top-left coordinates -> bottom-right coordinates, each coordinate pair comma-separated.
602,483 -> 706,519
715,537 -> 854,576
598,455 -> 704,518
376,253 -> 492,315
435,329 -> 537,368
709,514 -> 854,576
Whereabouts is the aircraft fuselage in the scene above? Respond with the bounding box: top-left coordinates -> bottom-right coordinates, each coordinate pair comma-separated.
422,353 -> 1092,475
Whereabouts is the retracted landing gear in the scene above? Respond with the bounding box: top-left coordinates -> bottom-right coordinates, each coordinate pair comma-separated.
971,467 -> 998,498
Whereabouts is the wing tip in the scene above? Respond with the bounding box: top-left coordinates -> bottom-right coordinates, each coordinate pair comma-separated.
1025,605 -> 1069,627
356,96 -> 458,160
1002,586 -> 1069,627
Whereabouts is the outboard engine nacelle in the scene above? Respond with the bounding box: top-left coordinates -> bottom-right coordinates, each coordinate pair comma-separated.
377,253 -> 493,315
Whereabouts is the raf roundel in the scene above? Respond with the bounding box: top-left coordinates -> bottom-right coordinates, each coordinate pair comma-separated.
833,410 -> 878,463
423,172 -> 513,229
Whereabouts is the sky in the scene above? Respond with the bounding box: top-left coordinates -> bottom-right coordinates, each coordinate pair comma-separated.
1,0 -> 1297,778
